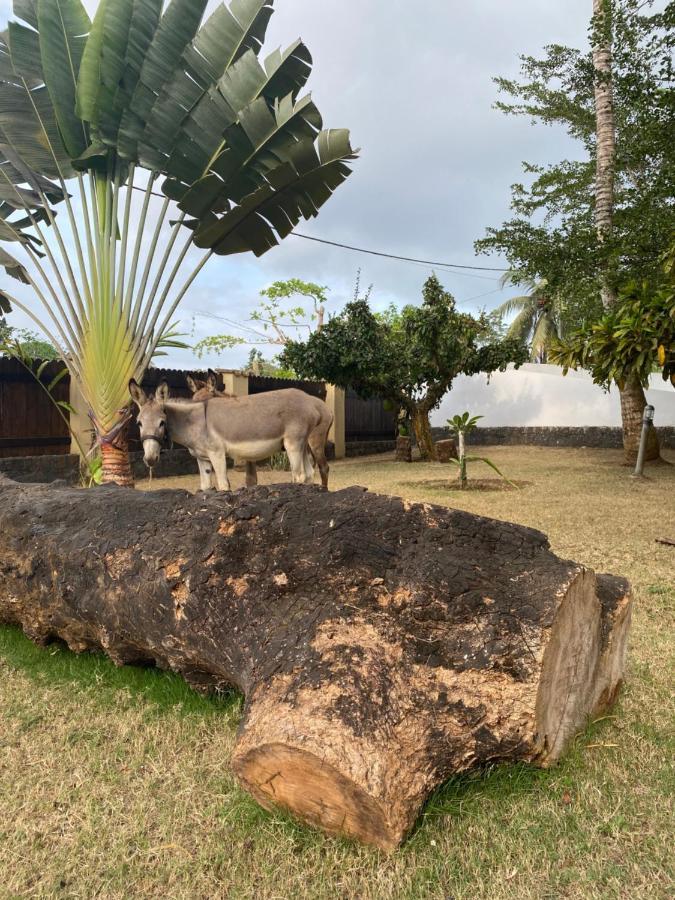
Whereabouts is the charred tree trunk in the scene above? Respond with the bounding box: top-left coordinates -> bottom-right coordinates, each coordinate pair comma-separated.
0,477 -> 631,850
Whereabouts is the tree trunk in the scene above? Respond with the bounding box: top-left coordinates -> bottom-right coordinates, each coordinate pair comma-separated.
100,422 -> 134,488
0,477 -> 632,851
411,407 -> 436,460
619,376 -> 660,464
591,1 -> 660,459
592,0 -> 617,311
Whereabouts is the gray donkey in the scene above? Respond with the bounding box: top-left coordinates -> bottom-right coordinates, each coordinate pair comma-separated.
186,371 -> 258,489
129,380 -> 333,491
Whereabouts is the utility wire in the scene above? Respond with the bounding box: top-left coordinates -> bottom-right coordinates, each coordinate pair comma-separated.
128,185 -> 507,276
290,232 -> 509,273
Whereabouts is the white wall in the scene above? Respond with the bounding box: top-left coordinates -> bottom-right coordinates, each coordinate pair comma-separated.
431,364 -> 675,428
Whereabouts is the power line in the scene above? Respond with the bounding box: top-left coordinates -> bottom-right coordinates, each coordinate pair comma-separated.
290,232 -> 509,273
129,184 -> 507,275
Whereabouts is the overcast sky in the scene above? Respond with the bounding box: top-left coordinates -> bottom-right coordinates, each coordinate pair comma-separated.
1,0 -> 596,369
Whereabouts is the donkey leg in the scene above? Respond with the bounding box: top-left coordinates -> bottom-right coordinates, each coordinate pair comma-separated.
308,429 -> 330,490
302,448 -> 315,485
285,442 -> 306,485
245,461 -> 258,488
210,453 -> 231,492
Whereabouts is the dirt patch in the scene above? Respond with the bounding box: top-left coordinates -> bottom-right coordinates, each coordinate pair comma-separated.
400,478 -> 531,493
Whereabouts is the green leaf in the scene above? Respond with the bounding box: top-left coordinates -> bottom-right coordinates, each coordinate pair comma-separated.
74,0 -> 109,125
38,0 -> 91,158
14,0 -> 39,30
464,456 -> 517,487
193,128 -> 356,257
57,399 -> 76,414
8,20 -> 44,83
96,0 -> 163,147
0,246 -> 29,282
117,0 -> 208,160
47,367 -> 68,391
36,359 -> 50,378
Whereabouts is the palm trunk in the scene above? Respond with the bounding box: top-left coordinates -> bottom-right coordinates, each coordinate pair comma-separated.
592,0 -> 617,311
411,408 -> 436,461
592,0 -> 661,461
100,422 -> 134,487
619,376 -> 659,465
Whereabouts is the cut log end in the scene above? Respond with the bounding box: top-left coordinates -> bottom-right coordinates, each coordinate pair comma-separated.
234,744 -> 396,851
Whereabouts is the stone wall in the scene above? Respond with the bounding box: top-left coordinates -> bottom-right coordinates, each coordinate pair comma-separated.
431,425 -> 675,450
0,454 -> 81,485
346,440 -> 396,458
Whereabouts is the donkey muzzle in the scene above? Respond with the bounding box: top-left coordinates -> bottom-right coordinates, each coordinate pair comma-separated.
142,438 -> 162,468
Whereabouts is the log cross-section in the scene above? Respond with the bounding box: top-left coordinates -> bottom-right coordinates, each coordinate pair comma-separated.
0,477 -> 631,850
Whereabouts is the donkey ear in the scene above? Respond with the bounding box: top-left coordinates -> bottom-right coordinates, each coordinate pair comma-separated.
186,375 -> 198,393
207,369 -> 218,391
156,381 -> 170,404
129,379 -> 147,407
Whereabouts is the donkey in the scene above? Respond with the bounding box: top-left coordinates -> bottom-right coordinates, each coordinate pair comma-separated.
186,371 -> 258,489
129,380 -> 333,491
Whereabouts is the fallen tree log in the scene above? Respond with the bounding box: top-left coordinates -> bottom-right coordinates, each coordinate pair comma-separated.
0,476 -> 631,850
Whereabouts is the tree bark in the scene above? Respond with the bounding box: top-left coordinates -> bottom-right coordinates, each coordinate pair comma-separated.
0,477 -> 632,850
411,407 -> 436,460
592,0 -> 617,311
619,375 -> 660,464
100,422 -> 134,488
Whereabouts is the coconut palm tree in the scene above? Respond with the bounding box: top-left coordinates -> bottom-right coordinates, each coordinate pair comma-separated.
591,0 -> 659,460
493,274 -> 562,362
0,0 -> 356,484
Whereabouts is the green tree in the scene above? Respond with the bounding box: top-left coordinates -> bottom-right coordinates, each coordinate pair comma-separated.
0,316 -> 58,360
550,246 -> 675,446
493,274 -> 565,362
282,274 -> 528,460
0,0 -> 356,484
476,0 -> 675,459
243,348 -> 296,378
194,278 -> 330,358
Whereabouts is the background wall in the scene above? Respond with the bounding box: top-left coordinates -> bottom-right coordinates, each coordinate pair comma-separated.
431,365 -> 675,428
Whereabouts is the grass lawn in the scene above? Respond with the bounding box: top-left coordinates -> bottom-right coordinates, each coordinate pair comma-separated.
1,446 -> 673,899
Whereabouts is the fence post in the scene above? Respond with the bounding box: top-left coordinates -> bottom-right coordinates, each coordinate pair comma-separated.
325,385 -> 346,459
218,369 -> 249,398
69,376 -> 93,459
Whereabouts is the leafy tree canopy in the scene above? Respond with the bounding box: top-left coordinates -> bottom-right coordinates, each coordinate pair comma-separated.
476,0 -> 675,323
194,277 -> 330,358
282,274 -> 528,458
550,245 -> 675,390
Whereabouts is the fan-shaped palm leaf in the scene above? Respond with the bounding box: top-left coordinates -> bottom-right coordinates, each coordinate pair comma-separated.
0,0 -> 356,484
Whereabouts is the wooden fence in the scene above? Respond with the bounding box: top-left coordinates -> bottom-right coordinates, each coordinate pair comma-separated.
0,358 -> 71,458
345,387 -> 397,442
1,360 -> 393,459
248,374 -> 326,400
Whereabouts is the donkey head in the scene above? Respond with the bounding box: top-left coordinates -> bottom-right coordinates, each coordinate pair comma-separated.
187,370 -> 224,402
129,380 -> 170,469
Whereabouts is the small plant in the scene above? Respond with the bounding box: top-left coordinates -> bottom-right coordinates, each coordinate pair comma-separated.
446,412 -> 516,489
269,451 -> 291,472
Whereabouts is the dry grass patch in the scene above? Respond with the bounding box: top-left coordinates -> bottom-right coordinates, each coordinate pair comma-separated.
1,446 -> 674,899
